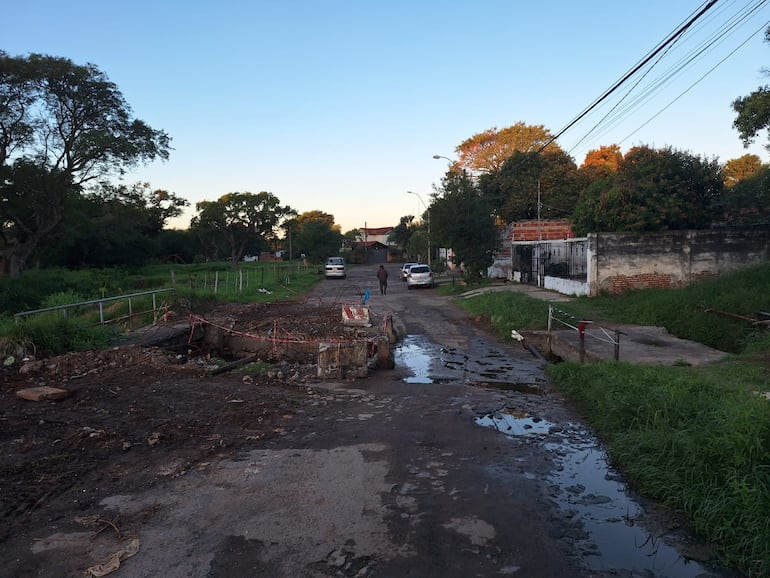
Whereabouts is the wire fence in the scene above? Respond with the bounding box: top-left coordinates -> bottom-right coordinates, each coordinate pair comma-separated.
548,305 -> 624,363
169,263 -> 311,293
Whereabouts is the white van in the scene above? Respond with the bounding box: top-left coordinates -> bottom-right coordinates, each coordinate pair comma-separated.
325,257 -> 346,279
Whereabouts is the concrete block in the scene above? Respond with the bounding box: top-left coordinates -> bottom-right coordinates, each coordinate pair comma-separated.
341,306 -> 370,326
317,341 -> 368,379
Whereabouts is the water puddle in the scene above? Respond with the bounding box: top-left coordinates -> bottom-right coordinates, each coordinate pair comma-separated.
395,334 -> 546,389
394,335 -> 434,383
476,409 -> 552,435
479,415 -> 731,577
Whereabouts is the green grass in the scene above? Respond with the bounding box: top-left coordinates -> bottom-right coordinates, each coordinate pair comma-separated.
0,261 -> 323,355
452,263 -> 770,576
548,360 -> 770,576
455,263 -> 770,354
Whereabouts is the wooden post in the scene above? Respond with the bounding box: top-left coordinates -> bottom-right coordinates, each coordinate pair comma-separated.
614,330 -> 621,361
578,321 -> 586,364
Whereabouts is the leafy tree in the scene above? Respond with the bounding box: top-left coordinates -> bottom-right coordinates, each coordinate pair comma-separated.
478,149 -> 584,223
0,52 -> 170,276
44,182 -> 188,268
731,27 -> 770,151
431,172 -> 497,278
285,210 -> 342,262
455,122 -> 560,174
388,215 -> 416,247
720,166 -> 770,225
571,146 -> 724,235
190,192 -> 293,267
406,229 -> 429,263
723,154 -> 764,187
580,144 -> 623,179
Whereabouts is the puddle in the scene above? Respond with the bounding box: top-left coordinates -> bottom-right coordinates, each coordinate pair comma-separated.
396,335 -> 546,388
479,416 -> 732,577
475,410 -> 552,435
395,335 -> 434,383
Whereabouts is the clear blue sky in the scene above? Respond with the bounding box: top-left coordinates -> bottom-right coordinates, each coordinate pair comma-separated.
4,1 -> 770,232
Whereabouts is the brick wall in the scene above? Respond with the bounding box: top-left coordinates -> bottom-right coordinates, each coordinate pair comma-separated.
512,220 -> 573,242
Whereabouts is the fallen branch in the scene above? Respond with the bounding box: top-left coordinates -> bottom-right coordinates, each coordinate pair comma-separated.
209,353 -> 259,375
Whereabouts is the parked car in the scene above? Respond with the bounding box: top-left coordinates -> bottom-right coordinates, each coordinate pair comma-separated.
324,257 -> 346,279
406,264 -> 435,289
401,262 -> 419,281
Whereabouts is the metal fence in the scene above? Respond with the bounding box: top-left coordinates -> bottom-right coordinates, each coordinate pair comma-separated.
512,239 -> 588,284
14,288 -> 176,330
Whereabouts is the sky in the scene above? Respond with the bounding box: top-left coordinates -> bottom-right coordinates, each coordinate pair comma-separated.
4,0 -> 770,232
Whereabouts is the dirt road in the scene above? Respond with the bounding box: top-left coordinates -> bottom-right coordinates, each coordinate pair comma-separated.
0,264 -> 737,577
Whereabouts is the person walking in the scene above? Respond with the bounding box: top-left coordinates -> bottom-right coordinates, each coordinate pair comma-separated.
376,264 -> 389,295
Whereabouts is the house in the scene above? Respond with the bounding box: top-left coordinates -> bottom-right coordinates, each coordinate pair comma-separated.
347,226 -> 395,264
355,226 -> 394,245
489,220 -> 573,280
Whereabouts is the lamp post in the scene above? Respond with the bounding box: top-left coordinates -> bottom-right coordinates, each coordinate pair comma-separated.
432,154 -> 454,167
406,191 -> 430,266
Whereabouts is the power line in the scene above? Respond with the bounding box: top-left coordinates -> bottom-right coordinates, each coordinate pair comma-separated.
539,0 -> 721,154
565,0 -> 769,157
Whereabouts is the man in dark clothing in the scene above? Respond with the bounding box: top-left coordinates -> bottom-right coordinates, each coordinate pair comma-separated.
376,265 -> 389,295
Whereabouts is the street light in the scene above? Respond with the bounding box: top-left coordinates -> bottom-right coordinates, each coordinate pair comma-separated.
406,190 -> 431,266
432,154 -> 454,166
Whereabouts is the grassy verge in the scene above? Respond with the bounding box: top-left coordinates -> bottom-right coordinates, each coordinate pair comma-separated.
548,360 -> 770,576
0,262 -> 322,356
453,264 -> 770,576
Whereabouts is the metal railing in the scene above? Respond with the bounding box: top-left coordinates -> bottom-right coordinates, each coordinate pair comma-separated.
14,288 -> 176,330
548,305 -> 624,363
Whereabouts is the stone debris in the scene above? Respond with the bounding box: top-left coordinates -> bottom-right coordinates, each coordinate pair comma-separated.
15,386 -> 70,401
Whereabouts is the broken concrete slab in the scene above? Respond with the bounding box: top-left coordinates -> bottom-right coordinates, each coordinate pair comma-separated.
317,342 -> 368,379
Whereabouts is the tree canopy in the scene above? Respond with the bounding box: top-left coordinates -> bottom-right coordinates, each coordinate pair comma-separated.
284,210 -> 342,262
0,52 -> 171,276
455,122 -> 560,174
722,154 -> 764,187
191,192 -> 293,267
478,149 -> 583,223
731,27 -> 770,151
431,172 -> 497,278
571,146 -> 724,235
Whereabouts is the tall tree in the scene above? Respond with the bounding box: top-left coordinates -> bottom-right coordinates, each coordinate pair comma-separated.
580,144 -> 623,178
191,192 -> 293,267
478,149 -> 583,223
45,182 -> 188,268
732,27 -> 770,151
720,166 -> 770,225
286,210 -> 342,262
387,215 -> 416,248
0,52 -> 170,276
571,146 -> 724,235
723,154 -> 764,187
455,122 -> 560,174
431,172 -> 497,278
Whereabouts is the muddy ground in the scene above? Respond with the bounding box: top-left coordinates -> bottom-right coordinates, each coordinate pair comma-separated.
0,271 -> 740,578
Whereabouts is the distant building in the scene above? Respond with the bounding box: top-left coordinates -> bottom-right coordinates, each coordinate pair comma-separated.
355,226 -> 394,245
349,226 -> 395,264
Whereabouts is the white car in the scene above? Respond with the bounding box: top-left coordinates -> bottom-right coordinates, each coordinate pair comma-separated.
406,264 -> 435,289
324,257 -> 346,279
401,262 -> 419,281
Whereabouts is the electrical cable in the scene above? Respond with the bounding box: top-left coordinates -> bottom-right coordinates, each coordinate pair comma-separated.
566,0 -> 769,156
538,0 -> 721,154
